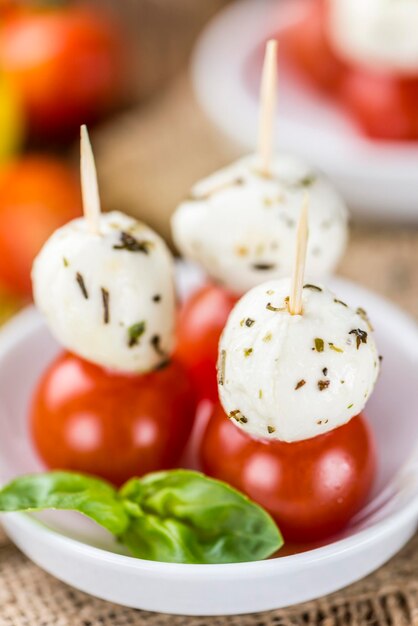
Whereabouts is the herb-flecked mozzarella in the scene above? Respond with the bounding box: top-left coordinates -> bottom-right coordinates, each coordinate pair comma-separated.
327,0 -> 418,73
32,211 -> 176,373
171,155 -> 348,295
218,279 -> 379,442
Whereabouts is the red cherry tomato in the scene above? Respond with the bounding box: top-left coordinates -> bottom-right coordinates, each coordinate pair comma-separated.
31,352 -> 197,486
0,156 -> 82,297
0,7 -> 124,139
175,284 -> 238,402
281,0 -> 418,140
200,403 -> 376,542
281,0 -> 345,93
339,70 -> 418,140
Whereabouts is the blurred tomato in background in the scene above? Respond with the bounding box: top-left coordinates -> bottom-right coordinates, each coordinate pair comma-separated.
281,0 -> 418,140
0,75 -> 24,160
0,156 -> 82,297
0,0 -> 128,300
280,0 -> 345,93
0,3 -> 125,140
340,70 -> 418,141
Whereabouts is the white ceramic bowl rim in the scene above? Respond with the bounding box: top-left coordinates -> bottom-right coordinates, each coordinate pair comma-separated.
5,488 -> 418,579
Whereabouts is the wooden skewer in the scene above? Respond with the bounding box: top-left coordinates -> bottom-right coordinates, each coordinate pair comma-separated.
257,39 -> 278,177
80,124 -> 101,235
289,194 -> 309,315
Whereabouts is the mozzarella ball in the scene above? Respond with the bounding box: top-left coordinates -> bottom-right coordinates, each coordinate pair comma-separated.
218,279 -> 379,442
32,211 -> 176,373
171,155 -> 348,295
327,0 -> 418,74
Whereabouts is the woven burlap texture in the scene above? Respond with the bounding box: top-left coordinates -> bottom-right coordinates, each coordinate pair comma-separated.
0,526 -> 417,625
1,75 -> 418,625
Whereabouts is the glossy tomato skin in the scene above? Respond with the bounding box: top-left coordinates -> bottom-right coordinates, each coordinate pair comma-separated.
175,284 -> 238,403
31,352 -> 197,486
200,404 -> 376,542
0,7 -> 124,138
0,156 -> 82,297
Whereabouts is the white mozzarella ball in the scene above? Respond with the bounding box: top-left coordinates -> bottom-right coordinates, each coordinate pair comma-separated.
171,155 -> 348,295
218,279 -> 379,442
327,0 -> 418,73
32,211 -> 176,373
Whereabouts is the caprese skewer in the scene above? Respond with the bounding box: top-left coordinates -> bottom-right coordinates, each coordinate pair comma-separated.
200,198 -> 379,542
172,40 -> 348,401
30,126 -> 196,485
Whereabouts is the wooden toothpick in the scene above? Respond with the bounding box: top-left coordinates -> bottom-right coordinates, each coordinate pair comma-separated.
289,194 -> 309,315
80,124 -> 101,235
257,39 -> 278,177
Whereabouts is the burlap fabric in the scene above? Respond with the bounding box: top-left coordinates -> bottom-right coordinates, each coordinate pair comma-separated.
0,526 -> 417,625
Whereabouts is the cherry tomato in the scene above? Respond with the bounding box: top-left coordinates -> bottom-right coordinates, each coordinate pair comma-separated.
175,284 -> 238,402
0,1 -> 26,19
281,0 -> 345,93
281,0 -> 418,140
0,156 -> 82,297
31,352 -> 197,486
0,7 -> 124,139
0,75 -> 23,161
339,70 -> 418,140
200,403 -> 376,542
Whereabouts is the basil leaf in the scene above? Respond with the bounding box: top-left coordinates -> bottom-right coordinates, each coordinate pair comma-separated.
0,470 -> 283,564
0,472 -> 129,535
119,469 -> 282,563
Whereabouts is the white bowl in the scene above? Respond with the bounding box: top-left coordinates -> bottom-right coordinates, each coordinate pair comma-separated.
192,0 -> 418,222
0,276 -> 417,615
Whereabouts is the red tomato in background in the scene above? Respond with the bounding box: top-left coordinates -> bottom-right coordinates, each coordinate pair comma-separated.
0,156 -> 82,297
339,70 -> 418,140
281,0 -> 418,140
31,352 -> 197,486
0,7 -> 124,139
200,404 -> 376,542
280,0 -> 345,93
175,284 -> 238,403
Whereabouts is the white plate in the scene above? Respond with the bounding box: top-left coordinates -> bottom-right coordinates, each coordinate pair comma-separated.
192,0 -> 418,222
0,276 -> 418,615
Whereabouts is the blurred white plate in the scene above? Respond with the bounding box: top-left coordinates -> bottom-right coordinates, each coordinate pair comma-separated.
192,0 -> 418,222
0,268 -> 417,615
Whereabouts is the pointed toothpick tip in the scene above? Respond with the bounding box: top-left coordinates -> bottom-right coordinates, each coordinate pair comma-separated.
289,193 -> 309,316
80,124 -> 101,235
266,38 -> 278,55
257,38 -> 278,177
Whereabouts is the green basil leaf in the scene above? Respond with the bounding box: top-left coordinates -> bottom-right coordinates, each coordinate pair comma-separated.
0,472 -> 129,535
119,469 -> 283,563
